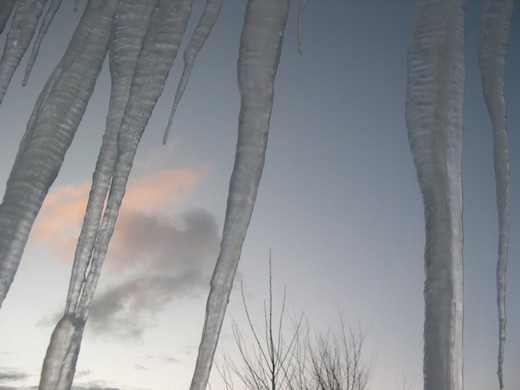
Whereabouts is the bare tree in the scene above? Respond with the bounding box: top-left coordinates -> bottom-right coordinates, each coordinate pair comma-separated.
214,254 -> 372,390
217,252 -> 304,390
307,316 -> 372,390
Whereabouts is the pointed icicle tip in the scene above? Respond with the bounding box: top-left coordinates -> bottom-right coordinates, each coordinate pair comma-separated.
23,0 -> 64,87
297,0 -> 306,55
162,0 -> 224,145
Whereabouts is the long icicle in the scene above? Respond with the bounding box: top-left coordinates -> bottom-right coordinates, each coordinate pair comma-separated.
189,1 -> 290,388
406,1 -> 465,389
40,1 -> 193,387
0,0 -> 114,310
478,0 -> 513,388
0,0 -> 47,106
35,2 -> 118,387
65,0 -> 157,317
162,0 -> 223,145
75,0 -> 194,323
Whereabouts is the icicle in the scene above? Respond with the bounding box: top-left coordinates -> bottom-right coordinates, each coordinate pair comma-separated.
65,0 -> 156,317
22,0 -> 64,86
162,0 -> 223,145
41,0 -> 192,386
74,0 -> 81,12
0,0 -> 17,35
0,0 -> 114,309
0,0 -> 47,106
189,1 -> 290,388
478,1 -> 513,388
39,315 -> 84,390
297,0 -> 306,55
405,1 -> 465,390
73,0 -> 194,321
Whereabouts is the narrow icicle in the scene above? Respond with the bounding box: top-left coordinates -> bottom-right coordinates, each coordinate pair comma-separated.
22,0 -> 64,86
162,0 -> 223,145
297,0 -> 306,55
65,0 -> 156,317
478,1 -> 513,388
0,0 -> 47,106
73,0 -> 194,322
74,0 -> 81,12
406,1 -> 465,390
0,0 -> 114,309
41,0 -> 192,386
189,1 -> 290,388
0,0 -> 17,35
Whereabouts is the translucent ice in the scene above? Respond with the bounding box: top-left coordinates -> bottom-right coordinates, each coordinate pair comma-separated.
189,1 -> 290,388
406,1 -> 465,389
478,0 -> 513,387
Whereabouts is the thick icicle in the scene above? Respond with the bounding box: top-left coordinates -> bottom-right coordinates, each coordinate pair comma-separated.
405,1 -> 465,390
478,1 -> 513,388
0,0 -> 17,35
65,0 -> 156,317
22,0 -> 63,86
39,315 -> 85,390
0,0 -> 47,106
0,0 -> 114,309
189,1 -> 290,388
40,0 -> 192,386
162,0 -> 223,145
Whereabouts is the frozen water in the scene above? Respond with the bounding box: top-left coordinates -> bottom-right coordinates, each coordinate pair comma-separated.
23,0 -> 64,86
0,0 -> 114,309
0,0 -> 46,105
406,1 -> 465,389
478,0 -> 514,387
163,0 -> 223,144
189,0 -> 290,388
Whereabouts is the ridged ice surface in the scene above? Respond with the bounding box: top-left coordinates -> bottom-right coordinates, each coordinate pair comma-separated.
65,0 -> 156,319
39,315 -> 85,390
0,0 -> 47,106
478,0 -> 513,388
189,1 -> 290,389
72,0 -> 193,320
40,0 -> 193,386
0,0 -> 114,309
406,1 -> 465,389
27,3 -> 118,388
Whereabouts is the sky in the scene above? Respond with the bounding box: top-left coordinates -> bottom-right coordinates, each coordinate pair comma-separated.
0,1 -> 519,389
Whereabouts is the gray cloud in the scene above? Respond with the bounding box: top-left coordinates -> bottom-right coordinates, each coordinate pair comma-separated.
0,369 -> 28,383
5,385 -> 123,390
86,208 -> 220,339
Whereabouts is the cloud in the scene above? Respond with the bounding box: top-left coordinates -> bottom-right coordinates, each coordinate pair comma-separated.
32,167 -> 220,339
88,209 -> 219,339
31,167 -> 202,262
72,385 -> 122,390
0,369 -> 28,382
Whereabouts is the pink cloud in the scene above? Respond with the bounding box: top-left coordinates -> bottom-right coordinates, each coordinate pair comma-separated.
122,169 -> 199,213
31,167 -> 203,262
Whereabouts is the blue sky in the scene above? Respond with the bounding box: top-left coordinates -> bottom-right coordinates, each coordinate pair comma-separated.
0,1 -> 519,389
